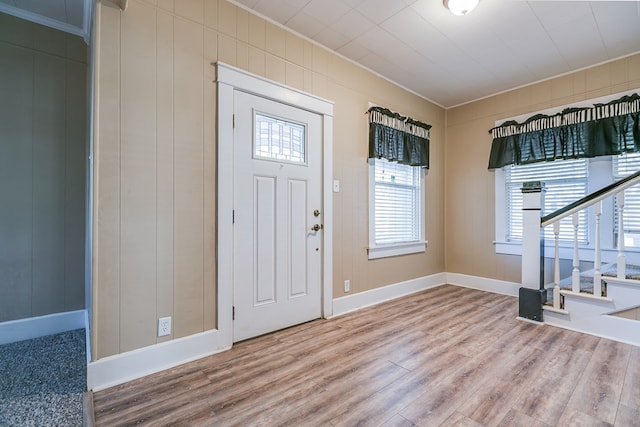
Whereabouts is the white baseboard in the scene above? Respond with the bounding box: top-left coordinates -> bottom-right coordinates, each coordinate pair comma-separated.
87,329 -> 231,391
446,272 -> 520,297
0,310 -> 87,345
331,273 -> 447,317
543,311 -> 640,347
86,271 -> 519,391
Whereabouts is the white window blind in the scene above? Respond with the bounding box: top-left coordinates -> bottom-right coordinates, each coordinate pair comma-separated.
505,159 -> 588,243
373,158 -> 421,245
613,153 -> 640,247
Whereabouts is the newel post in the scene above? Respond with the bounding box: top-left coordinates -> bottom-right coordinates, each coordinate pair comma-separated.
519,181 -> 547,322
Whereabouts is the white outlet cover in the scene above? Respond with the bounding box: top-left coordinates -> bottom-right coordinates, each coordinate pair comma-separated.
158,316 -> 172,336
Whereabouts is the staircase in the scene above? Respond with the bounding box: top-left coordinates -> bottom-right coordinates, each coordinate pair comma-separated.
521,170 -> 640,346
542,263 -> 640,346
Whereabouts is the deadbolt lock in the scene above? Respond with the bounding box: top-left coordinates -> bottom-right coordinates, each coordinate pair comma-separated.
313,209 -> 321,217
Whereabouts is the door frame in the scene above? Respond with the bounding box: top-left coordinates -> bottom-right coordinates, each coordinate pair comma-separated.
216,62 -> 334,346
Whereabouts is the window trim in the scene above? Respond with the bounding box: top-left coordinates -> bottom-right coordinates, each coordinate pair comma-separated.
367,158 -> 427,259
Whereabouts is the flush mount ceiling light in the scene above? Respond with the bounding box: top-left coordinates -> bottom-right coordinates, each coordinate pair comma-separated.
443,0 -> 479,16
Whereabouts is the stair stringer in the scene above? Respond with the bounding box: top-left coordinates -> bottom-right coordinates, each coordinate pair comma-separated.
543,278 -> 640,346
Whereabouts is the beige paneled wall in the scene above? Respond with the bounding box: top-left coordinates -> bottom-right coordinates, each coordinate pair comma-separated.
93,0 -> 445,359
444,54 -> 640,282
0,13 -> 87,322
95,1 -> 216,356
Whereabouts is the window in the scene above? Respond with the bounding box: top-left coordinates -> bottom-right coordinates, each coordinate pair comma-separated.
496,154 -> 640,259
368,158 -> 426,259
614,152 -> 640,247
254,112 -> 306,164
504,159 -> 588,243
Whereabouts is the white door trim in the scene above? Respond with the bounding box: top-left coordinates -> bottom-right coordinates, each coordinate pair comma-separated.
216,62 -> 334,347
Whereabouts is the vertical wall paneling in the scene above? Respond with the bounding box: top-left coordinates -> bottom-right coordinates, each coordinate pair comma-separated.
203,28 -> 218,330
172,16 -> 205,338
119,1 -> 158,353
203,0 -> 218,30
0,13 -> 86,324
0,44 -> 34,321
95,4 -> 122,357
66,55 -> 88,310
174,0 -> 204,25
32,54 -> 67,315
156,10 -> 175,342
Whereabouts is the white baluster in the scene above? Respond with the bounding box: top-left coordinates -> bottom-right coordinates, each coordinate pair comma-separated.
617,191 -> 626,279
553,221 -> 561,309
572,212 -> 580,293
593,201 -> 602,297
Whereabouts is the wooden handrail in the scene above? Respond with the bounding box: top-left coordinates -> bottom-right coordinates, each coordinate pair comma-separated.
541,169 -> 640,227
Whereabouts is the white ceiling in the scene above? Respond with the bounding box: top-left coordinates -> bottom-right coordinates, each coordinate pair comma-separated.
2,0 -> 638,108
230,0 -> 640,108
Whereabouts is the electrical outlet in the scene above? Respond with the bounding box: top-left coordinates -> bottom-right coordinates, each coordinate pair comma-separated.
158,316 -> 172,337
344,279 -> 350,293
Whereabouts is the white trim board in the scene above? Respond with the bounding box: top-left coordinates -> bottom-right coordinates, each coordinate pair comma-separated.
331,273 -> 447,317
543,311 -> 640,348
0,310 -> 87,345
445,272 -> 520,297
87,329 -> 230,391
331,272 -> 519,318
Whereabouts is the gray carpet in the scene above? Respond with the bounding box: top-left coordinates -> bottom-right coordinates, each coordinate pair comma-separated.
0,329 -> 86,426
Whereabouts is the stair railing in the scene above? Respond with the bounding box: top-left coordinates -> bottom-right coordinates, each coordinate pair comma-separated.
522,170 -> 640,311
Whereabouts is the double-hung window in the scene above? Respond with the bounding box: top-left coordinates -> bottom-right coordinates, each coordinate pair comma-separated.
368,158 -> 425,259
496,154 -> 640,259
503,159 -> 588,243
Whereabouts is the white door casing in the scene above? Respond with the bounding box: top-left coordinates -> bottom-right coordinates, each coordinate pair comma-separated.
216,63 -> 334,347
233,91 -> 322,341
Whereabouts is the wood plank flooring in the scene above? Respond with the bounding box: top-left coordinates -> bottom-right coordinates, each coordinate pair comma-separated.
92,285 -> 640,426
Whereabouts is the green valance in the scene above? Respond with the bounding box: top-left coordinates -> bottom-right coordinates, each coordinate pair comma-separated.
488,93 -> 640,169
368,106 -> 431,168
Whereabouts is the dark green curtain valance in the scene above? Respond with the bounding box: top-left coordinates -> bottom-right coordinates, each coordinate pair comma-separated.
368,106 -> 431,168
488,93 -> 640,169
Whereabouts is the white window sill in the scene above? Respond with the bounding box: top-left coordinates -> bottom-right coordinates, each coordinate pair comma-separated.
368,240 -> 427,260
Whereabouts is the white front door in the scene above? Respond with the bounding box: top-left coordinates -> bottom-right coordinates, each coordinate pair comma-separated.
233,90 -> 323,342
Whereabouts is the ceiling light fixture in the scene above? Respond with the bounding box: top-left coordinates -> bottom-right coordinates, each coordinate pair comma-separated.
443,0 -> 479,16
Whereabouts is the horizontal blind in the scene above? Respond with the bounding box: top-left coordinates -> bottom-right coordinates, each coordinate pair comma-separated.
374,159 -> 421,244
505,159 -> 588,242
613,153 -> 640,244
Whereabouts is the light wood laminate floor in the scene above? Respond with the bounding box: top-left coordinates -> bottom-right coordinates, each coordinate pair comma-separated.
93,285 -> 640,426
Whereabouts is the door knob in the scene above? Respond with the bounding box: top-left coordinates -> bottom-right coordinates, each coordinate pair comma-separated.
311,224 -> 323,231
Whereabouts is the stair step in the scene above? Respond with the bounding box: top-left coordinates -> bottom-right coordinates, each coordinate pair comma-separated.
543,263 -> 640,309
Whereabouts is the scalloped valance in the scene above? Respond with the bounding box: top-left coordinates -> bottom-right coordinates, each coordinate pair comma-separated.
368,106 -> 431,168
488,93 -> 640,169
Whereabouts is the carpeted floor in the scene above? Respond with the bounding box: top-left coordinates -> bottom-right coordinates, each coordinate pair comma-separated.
0,329 -> 86,426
